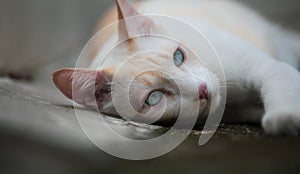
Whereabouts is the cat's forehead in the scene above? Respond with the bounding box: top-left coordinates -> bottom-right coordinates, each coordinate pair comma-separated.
127,36 -> 179,52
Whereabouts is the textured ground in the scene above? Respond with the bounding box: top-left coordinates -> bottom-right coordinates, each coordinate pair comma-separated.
1,76 -> 300,174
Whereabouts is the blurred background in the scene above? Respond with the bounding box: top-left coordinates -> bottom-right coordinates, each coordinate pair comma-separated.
0,0 -> 114,84
0,0 -> 300,174
0,0 -> 300,81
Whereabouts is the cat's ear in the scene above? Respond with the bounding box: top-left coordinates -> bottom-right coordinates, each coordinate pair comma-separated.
52,68 -> 114,110
116,0 -> 155,40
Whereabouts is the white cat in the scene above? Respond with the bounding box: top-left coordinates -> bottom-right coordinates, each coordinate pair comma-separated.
52,0 -> 300,135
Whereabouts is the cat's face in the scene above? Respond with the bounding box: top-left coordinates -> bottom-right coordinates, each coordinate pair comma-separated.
104,36 -> 221,123
52,0 -> 221,124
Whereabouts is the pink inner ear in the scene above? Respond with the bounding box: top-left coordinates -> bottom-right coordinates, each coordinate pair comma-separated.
116,0 -> 154,38
117,0 -> 139,18
52,68 -> 112,109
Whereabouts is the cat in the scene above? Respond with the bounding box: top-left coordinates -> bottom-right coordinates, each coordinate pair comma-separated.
52,0 -> 300,135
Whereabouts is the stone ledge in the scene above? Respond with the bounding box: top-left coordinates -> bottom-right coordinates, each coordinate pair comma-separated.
1,78 -> 300,174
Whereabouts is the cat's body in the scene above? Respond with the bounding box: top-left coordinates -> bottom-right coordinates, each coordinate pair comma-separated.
92,0 -> 300,102
53,0 -> 300,135
94,0 -> 300,63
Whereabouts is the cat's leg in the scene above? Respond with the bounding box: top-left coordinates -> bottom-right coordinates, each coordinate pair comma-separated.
245,57 -> 300,135
207,27 -> 300,135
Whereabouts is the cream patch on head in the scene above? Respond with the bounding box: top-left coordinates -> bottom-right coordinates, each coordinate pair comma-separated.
105,35 -> 221,123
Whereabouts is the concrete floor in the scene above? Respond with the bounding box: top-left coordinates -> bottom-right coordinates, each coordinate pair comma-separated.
1,78 -> 300,174
1,0 -> 300,174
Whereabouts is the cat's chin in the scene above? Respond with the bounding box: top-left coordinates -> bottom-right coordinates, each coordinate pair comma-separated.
201,92 -> 221,116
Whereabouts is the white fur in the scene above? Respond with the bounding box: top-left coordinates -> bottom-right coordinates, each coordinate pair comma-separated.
91,0 -> 300,135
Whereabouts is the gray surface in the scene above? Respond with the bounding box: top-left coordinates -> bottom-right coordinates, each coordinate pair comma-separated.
1,0 -> 300,174
1,78 -> 300,174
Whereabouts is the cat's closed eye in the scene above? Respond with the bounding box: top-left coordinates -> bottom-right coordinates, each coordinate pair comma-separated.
174,48 -> 185,67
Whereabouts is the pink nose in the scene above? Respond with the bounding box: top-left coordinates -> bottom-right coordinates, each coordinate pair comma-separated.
199,83 -> 209,100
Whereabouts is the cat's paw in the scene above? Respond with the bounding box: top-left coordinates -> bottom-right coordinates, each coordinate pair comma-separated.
262,110 -> 300,135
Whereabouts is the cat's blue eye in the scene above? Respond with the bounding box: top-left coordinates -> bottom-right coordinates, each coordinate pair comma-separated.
146,91 -> 163,106
174,48 -> 185,67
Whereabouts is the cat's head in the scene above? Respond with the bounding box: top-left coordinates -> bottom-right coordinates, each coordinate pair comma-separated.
52,0 -> 221,124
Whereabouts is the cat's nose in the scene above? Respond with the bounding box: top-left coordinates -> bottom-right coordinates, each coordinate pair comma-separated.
199,83 -> 209,100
